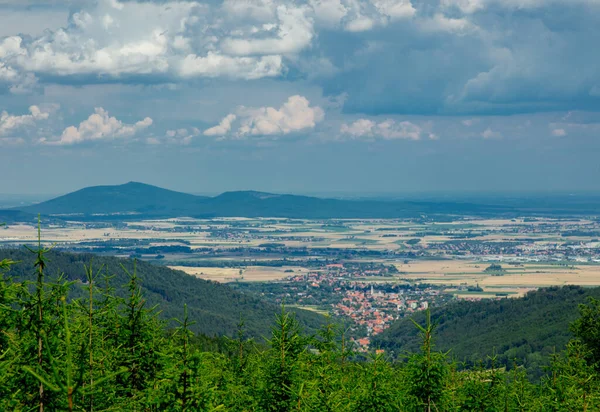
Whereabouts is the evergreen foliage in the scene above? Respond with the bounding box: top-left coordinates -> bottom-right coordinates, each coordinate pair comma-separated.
0,249 -> 325,339
373,285 -> 600,378
3,239 -> 600,410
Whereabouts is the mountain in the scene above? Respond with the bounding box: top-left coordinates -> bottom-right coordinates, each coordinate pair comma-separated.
0,249 -> 325,339
10,182 -> 600,219
372,286 -> 600,377
17,181 -> 207,217
12,181 -> 509,219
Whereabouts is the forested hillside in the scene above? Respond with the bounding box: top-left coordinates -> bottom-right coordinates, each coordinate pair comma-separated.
0,248 -> 324,338
373,286 -> 600,375
2,251 -> 600,410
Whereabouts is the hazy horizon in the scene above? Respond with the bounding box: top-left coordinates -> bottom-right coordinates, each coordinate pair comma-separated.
2,181 -> 600,201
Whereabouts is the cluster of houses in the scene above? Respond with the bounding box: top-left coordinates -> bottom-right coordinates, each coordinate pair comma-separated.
285,264 -> 443,351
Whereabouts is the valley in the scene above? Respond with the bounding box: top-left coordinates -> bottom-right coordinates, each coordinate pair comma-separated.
3,213 -> 600,350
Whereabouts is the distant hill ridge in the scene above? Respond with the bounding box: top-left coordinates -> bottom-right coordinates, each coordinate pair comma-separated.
17,182 -> 205,216
9,181 -> 501,220
6,181 -> 600,220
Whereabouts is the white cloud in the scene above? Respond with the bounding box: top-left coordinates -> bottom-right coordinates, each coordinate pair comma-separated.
340,118 -> 376,137
238,95 -> 325,136
418,13 -> 475,34
205,95 -> 324,139
162,127 -> 200,145
0,0 -> 597,120
179,54 -> 283,80
440,0 -> 484,14
0,57 -> 38,94
221,6 -> 314,56
0,105 -> 50,136
0,0 -> 294,85
0,0 -> 424,91
481,127 -> 502,139
552,128 -> 567,136
310,0 -> 348,27
340,118 -> 434,140
462,118 -> 478,126
345,15 -> 376,32
0,62 -> 18,83
373,0 -> 416,20
54,107 -> 152,145
204,114 -> 237,137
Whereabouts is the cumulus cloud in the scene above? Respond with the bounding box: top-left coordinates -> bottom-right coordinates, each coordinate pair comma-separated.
0,0 -> 598,118
322,0 -> 600,116
345,16 -> 376,32
462,118 -> 478,126
155,127 -> 201,145
552,128 -> 567,136
204,114 -> 237,137
310,0 -> 348,27
340,118 -> 435,140
372,0 -> 416,20
0,0 -> 291,84
221,6 -> 314,56
179,54 -> 282,80
205,95 -> 325,139
0,105 -> 50,136
53,108 -> 152,145
238,95 -> 325,136
418,13 -> 474,34
0,0 -> 419,89
481,127 -> 502,139
340,118 -> 377,137
0,59 -> 38,95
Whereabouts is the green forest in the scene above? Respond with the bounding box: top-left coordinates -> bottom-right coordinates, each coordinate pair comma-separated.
0,248 -> 324,339
2,242 -> 600,411
373,285 -> 600,380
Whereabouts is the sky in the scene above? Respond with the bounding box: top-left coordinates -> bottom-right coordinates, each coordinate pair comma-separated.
0,0 -> 599,196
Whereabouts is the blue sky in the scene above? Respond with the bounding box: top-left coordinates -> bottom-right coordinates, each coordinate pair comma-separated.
0,0 -> 599,195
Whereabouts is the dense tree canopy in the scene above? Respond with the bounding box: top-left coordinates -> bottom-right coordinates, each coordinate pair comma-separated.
2,245 -> 600,410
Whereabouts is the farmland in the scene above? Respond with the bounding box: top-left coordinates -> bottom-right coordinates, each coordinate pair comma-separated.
2,216 -> 600,293
2,215 -> 600,348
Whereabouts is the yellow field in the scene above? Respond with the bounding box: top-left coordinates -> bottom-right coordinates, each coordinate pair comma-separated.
480,265 -> 600,287
169,266 -> 306,283
169,266 -> 241,282
394,260 -> 483,275
392,260 -> 600,291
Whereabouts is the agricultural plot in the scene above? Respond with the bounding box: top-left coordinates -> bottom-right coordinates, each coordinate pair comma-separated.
169,265 -> 307,283
390,260 -> 600,296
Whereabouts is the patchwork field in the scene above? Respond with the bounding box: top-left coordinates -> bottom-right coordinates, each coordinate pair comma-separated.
3,216 -> 600,298
169,265 -> 308,283
390,260 -> 600,296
